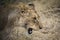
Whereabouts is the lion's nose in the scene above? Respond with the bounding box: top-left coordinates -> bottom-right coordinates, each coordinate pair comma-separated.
28,28 -> 33,34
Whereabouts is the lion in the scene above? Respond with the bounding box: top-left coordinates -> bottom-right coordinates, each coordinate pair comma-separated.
0,2 -> 42,40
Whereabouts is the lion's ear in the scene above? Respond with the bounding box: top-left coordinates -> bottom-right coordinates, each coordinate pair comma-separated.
28,3 -> 34,7
28,3 -> 35,9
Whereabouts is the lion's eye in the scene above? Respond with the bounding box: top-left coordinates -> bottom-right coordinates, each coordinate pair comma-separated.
33,17 -> 36,20
28,28 -> 33,34
21,10 -> 24,13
